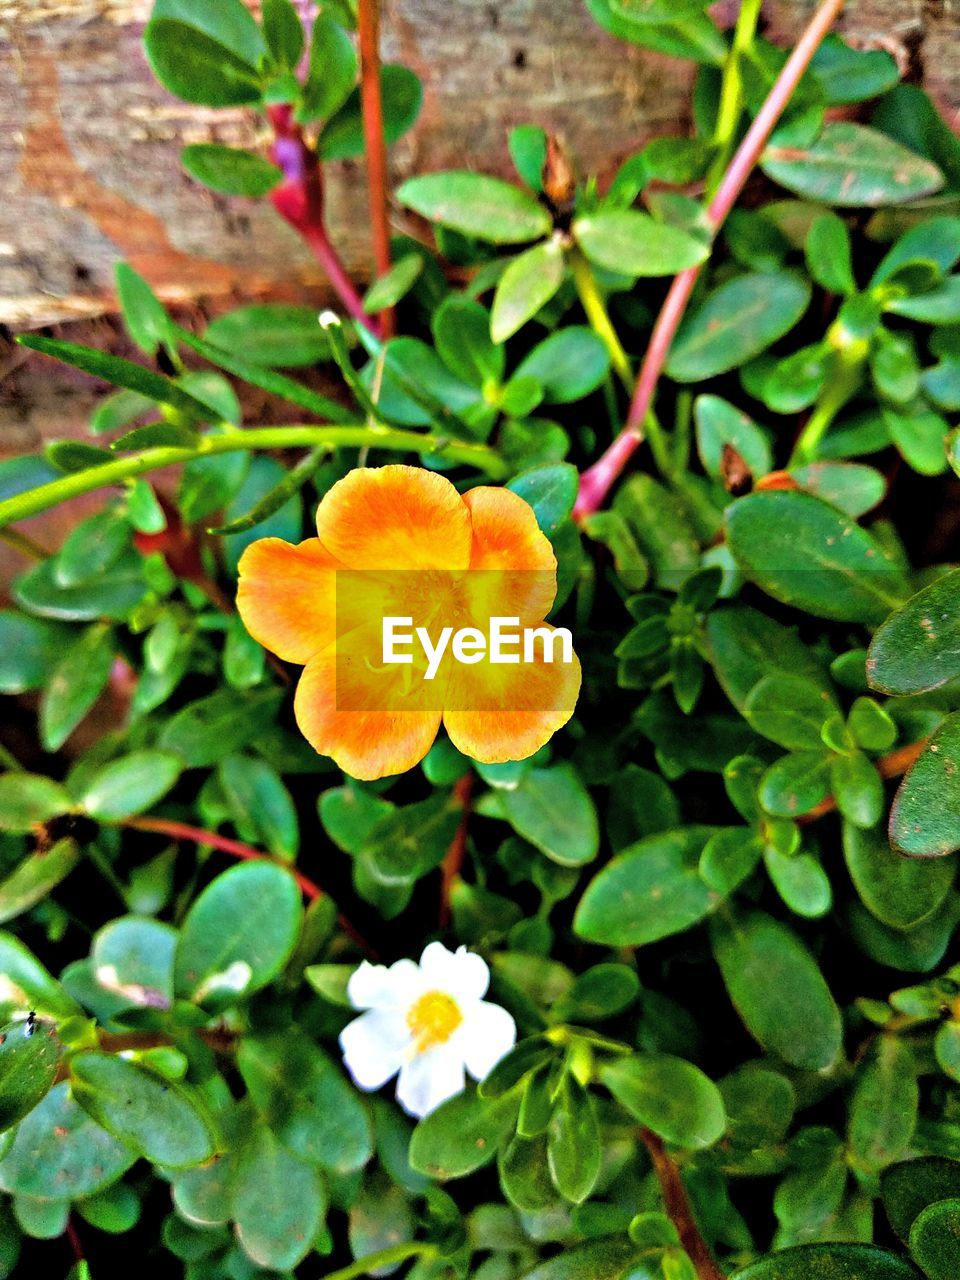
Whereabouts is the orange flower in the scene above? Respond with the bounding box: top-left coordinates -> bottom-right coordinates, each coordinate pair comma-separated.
236,465 -> 581,780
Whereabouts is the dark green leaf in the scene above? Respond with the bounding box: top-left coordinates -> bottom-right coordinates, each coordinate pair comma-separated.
40,623 -> 114,751
730,1243 -> 918,1280
231,1122 -> 327,1271
600,1052 -> 726,1149
891,712 -> 960,855
547,1074 -> 601,1202
319,65 -> 422,158
115,263 -> 173,356
409,1089 -> 518,1179
261,0 -> 304,67
507,464 -> 579,536
181,144 -> 282,197
868,568 -> 960,694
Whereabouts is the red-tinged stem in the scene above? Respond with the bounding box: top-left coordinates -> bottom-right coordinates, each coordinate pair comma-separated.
439,773 -> 473,929
124,815 -> 378,958
358,0 -> 395,336
639,1129 -> 725,1280
64,1217 -> 84,1265
574,0 -> 847,520
268,104 -> 383,339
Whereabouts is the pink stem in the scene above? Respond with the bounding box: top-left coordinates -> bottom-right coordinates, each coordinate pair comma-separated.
574,0 -> 847,519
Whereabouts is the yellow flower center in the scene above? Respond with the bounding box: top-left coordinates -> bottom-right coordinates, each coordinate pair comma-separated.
407,990 -> 462,1054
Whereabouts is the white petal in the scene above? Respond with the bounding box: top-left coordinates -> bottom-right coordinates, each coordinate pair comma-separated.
395,1044 -> 466,1118
339,1010 -> 410,1090
347,958 -> 421,1010
461,1001 -> 517,1082
420,942 -> 489,1003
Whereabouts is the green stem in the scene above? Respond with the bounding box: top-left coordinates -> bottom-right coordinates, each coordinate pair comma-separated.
319,1244 -> 435,1280
568,249 -> 633,393
0,426 -> 507,530
789,335 -> 868,465
706,0 -> 764,196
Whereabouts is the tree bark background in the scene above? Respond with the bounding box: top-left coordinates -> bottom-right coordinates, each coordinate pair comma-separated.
0,0 -> 958,578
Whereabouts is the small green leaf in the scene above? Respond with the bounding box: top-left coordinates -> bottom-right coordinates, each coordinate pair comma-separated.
409,1089 -> 518,1179
744,675 -> 837,750
492,765 -> 599,867
0,839 -> 80,925
0,613 -> 71,694
0,1019 -> 62,1130
491,240 -> 565,342
711,908 -> 842,1070
70,1051 -> 216,1167
805,212 -> 856,293
547,1074 -> 601,1202
319,65 -> 422,158
868,568 -> 960,694
174,861 -> 303,1009
81,750 -> 182,821
844,822 -> 954,928
883,1157 -> 960,1241
695,395 -> 773,480
144,18 -> 263,108
666,273 -> 811,381
261,0 -> 304,67
205,305 -> 330,368
762,123 -> 944,206
574,209 -> 708,276
507,464 -> 579,536
848,1036 -> 918,1173
115,263 -> 173,356
515,328 -> 610,404
181,144 -> 282,197
600,1052 -> 726,1149
363,253 -> 425,312
397,172 -> 552,244
0,774 -> 71,834
300,13 -> 358,122
231,1122 -> 327,1271
218,755 -> 298,858
40,624 -> 114,751
890,712 -> 960,856
730,1243 -> 919,1280
909,1199 -> 960,1280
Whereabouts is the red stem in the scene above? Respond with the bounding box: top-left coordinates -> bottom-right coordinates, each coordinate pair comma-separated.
639,1129 -> 725,1280
439,773 -> 473,929
268,104 -> 382,338
358,0 -> 395,336
574,0 -> 847,520
124,815 -> 378,958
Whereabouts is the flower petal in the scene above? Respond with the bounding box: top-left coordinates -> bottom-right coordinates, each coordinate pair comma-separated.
339,1009 -> 410,1091
420,943 -> 489,1003
396,1044 -> 466,1118
463,487 -> 557,625
347,959 -> 422,1010
294,642 -> 443,780
461,1001 -> 518,1082
236,536 -> 338,664
443,626 -> 581,763
315,465 -> 473,571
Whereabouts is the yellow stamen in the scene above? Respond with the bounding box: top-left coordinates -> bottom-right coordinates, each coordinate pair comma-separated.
407,990 -> 462,1054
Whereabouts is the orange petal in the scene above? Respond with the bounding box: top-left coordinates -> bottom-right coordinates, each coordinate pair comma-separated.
315,465 -> 473,571
294,641 -> 443,780
443,625 -> 581,763
462,486 -> 557,625
236,537 -> 338,664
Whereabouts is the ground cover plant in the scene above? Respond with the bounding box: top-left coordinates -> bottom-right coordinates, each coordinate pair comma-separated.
3,0 -> 960,1276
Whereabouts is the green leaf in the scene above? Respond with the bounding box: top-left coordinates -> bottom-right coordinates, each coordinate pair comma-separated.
730,1243 -> 919,1280
261,0 -> 304,66
300,13 -> 358,122
807,212 -> 856,293
726,490 -> 911,624
492,765 -> 599,867
237,1028 -> 372,1172
319,65 -> 422,158
152,0 -> 267,63
831,750 -> 885,829
711,909 -> 842,1070
0,774 -> 71,834
849,1036 -> 918,1174
510,125 -> 548,191
707,604 -> 829,714
514,328 -> 610,404
0,839 -> 80,925
575,827 -> 718,946
614,473 -> 701,590
810,35 -> 899,105
744,674 -> 837,750
910,1198 -> 960,1280
695,395 -> 773,481
844,822 -> 954,929
144,18 -> 263,108
364,793 -> 461,882
868,568 -> 960,694
397,172 -> 552,244
363,253 -> 425,312
181,144 -> 282,197
81,750 -> 182,821
600,1052 -> 726,1149
791,461 -> 887,518
91,915 -> 178,1012
491,240 -> 565,342
433,296 -> 505,387
574,210 -> 708,276
0,1019 -> 62,1130
0,933 -> 80,1023
762,123 -> 944,207
500,1131 -> 555,1211
0,1083 -> 134,1200
521,1239 -> 643,1280
70,1051 -> 216,1166
883,1158 -> 960,1241
17,335 -> 217,420
551,964 -> 640,1022
547,1074 -> 601,1202
890,712 -> 960,855
0,613 -> 71,694
115,263 -> 173,356
507,464 -> 579,536
158,687 -> 280,768
409,1089 -> 518,1179
174,861 -> 303,1009
231,1122 -> 327,1271
666,273 -> 811,381
218,755 -> 298,858
760,752 -> 832,819
40,623 -> 114,751
204,305 -> 330,368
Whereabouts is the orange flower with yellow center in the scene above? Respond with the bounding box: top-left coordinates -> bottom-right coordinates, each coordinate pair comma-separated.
236,464 -> 581,780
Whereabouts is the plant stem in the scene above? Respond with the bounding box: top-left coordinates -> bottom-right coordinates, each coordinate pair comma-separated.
574,0 -> 847,520
789,330 -> 869,464
268,104 -> 382,338
706,0 -> 764,196
439,772 -> 473,929
798,739 -> 927,825
568,249 -> 633,392
0,425 -> 506,530
0,527 -> 49,559
358,0 -> 395,336
319,1243 -> 436,1280
639,1128 -> 725,1280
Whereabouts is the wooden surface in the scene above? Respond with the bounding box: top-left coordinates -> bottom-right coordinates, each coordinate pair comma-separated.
0,0 -> 958,581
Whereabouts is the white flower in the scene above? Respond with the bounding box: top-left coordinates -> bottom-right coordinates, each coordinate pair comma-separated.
338,942 -> 517,1118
